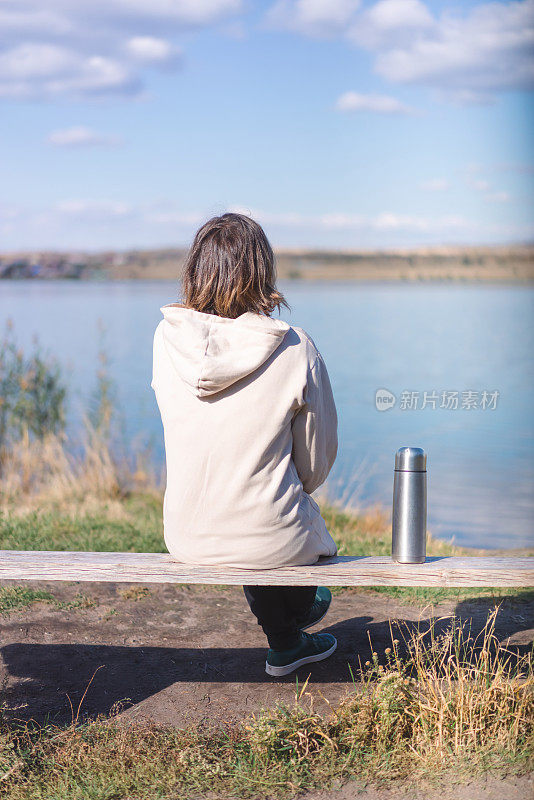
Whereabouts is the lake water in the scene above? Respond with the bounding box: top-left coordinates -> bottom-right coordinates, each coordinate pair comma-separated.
2,279 -> 533,550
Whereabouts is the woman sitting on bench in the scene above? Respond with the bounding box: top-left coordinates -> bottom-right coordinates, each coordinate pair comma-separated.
151,212 -> 338,676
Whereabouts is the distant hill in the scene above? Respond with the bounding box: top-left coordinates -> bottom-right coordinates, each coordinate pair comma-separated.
1,244 -> 533,282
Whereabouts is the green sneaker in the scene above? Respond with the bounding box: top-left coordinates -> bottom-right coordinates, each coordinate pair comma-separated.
265,631 -> 337,677
295,587 -> 332,630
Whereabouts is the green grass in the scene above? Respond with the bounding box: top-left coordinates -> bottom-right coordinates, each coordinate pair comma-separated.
0,493 -> 164,553
51,594 -> 96,611
0,493 -> 531,605
0,586 -> 97,615
3,716 -> 528,800
354,584 -> 534,604
0,586 -> 54,614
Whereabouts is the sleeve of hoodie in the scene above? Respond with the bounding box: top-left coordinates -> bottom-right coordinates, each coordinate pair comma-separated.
291,347 -> 338,495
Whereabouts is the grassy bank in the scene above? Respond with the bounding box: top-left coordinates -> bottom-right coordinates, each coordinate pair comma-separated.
0,489 -> 529,609
1,486 -> 532,606
2,434 -> 533,608
0,607 -> 532,799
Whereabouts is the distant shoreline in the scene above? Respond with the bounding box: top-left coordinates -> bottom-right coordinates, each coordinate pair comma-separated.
1,244 -> 533,283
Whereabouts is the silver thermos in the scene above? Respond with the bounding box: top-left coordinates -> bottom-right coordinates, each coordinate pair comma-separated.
392,446 -> 427,563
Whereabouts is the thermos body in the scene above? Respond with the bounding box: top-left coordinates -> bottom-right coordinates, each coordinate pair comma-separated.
392,447 -> 427,564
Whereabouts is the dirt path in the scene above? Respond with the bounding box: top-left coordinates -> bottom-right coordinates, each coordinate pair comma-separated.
0,583 -> 532,796
302,774 -> 534,799
1,583 -> 532,727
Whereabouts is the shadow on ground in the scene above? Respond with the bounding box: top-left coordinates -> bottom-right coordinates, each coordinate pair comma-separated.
1,585 -> 532,727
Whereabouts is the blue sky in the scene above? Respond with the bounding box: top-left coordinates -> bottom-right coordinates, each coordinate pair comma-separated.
0,0 -> 533,250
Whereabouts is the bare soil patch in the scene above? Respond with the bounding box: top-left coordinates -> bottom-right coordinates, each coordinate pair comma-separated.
300,773 -> 534,800
1,583 -> 532,728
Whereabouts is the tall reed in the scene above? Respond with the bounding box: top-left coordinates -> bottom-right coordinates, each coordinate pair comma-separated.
0,321 -> 160,513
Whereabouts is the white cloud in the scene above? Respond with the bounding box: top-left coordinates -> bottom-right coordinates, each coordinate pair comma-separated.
349,0 -> 433,48
268,0 -> 534,103
2,200 -> 531,249
229,207 -> 470,233
0,0 -> 241,99
336,90 -> 416,113
0,43 -> 74,80
57,57 -> 138,98
0,8 -> 73,37
370,212 -> 467,231
0,43 -> 141,99
49,200 -> 473,235
364,0 -> 432,30
420,178 -> 450,191
373,0 -> 534,97
47,126 -> 123,147
107,0 -> 242,25
125,37 -> 181,66
0,44 -> 136,99
464,170 -> 513,203
266,0 -> 361,36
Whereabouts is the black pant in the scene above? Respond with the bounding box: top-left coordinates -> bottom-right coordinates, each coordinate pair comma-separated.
243,585 -> 317,650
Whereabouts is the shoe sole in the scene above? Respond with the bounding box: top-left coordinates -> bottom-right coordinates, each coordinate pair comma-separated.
265,637 -> 337,677
299,603 -> 330,631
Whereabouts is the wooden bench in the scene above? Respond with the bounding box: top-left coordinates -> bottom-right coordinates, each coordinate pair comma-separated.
0,551 -> 533,587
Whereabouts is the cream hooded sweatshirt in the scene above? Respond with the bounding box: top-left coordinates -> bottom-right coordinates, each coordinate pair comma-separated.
151,304 -> 338,569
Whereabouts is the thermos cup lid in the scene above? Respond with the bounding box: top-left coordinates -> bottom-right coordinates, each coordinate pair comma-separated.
395,446 -> 426,472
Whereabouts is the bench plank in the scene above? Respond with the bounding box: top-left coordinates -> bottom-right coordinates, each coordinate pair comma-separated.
0,551 -> 532,587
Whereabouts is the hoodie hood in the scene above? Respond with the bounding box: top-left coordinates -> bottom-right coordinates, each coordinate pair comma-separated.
160,304 -> 290,397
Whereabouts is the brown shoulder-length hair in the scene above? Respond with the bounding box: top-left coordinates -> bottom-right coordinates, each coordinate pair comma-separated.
181,213 -> 288,319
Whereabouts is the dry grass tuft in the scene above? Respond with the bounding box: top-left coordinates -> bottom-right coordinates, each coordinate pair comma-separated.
0,422 -> 162,517
249,607 -> 533,783
337,606 -> 533,764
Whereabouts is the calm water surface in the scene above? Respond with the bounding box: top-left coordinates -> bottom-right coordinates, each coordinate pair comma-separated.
2,279 -> 533,550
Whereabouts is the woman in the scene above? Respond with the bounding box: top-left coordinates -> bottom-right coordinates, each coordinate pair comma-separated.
151,212 -> 338,676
